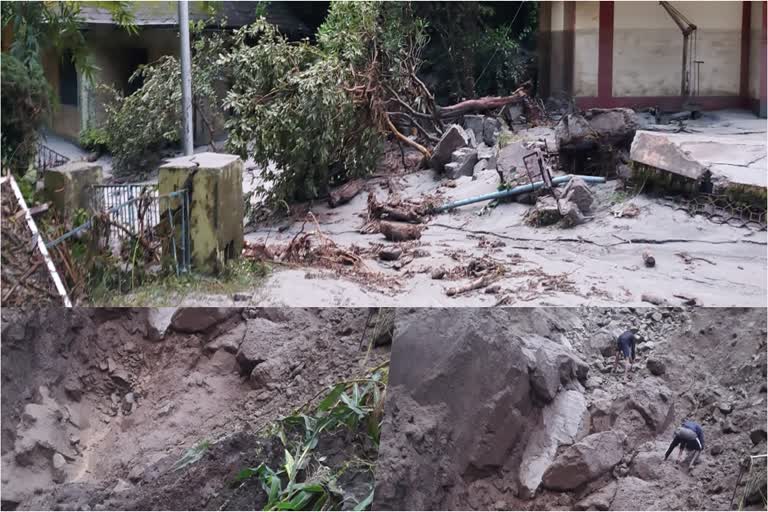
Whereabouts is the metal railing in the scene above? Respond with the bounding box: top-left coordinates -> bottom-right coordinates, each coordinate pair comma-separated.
37,142 -> 70,171
46,184 -> 191,275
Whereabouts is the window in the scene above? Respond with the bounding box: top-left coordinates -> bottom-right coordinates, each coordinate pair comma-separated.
59,50 -> 78,106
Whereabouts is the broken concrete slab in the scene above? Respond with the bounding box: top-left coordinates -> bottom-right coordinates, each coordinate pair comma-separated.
630,129 -> 767,190
43,162 -> 103,218
445,148 -> 478,179
430,124 -> 469,171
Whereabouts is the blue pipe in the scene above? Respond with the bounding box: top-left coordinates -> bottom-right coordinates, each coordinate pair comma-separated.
433,174 -> 606,213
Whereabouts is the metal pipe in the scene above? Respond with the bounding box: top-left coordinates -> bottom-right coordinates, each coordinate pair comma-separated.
178,0 -> 194,155
432,175 -> 606,213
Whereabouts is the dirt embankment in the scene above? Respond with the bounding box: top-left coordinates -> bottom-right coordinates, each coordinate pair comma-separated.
1,307 -> 389,511
374,307 -> 767,511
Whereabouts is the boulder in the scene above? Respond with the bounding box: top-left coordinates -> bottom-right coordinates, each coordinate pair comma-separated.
444,148 -> 478,179
235,317 -> 284,375
527,340 -> 589,403
473,160 -> 488,174
574,481 -> 617,511
463,115 -> 485,136
609,477 -> 656,511
518,390 -> 589,498
556,113 -> 597,150
749,428 -> 767,446
646,357 -> 666,376
170,308 -> 239,334
205,321 -> 246,354
630,451 -> 664,480
559,200 -> 586,228
526,196 -> 561,227
560,177 -> 595,213
477,143 -> 495,161
145,308 -> 177,341
465,129 -> 478,148
625,380 -> 675,433
496,142 -> 526,183
430,124 -> 469,171
482,117 -> 502,146
584,108 -> 639,144
541,430 -> 625,490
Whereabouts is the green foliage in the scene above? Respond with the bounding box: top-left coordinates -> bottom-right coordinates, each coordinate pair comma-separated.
221,14 -> 382,203
233,368 -> 388,511
1,1 -> 136,80
100,26 -> 226,177
78,126 -> 109,153
171,440 -> 211,472
0,53 -> 52,174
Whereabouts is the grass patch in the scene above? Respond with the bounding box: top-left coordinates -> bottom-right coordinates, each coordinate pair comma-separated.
97,259 -> 269,306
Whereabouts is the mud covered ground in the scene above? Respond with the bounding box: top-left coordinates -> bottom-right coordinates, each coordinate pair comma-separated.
1,307 -> 389,510
374,307 -> 767,510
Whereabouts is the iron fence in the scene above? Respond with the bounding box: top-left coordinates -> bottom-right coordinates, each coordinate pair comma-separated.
46,183 -> 191,275
37,142 -> 70,171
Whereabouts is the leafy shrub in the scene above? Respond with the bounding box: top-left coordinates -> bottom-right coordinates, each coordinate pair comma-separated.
0,54 -> 52,174
78,126 -> 109,153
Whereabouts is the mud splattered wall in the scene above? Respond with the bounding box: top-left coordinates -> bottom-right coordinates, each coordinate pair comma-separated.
548,1 -> 568,97
574,2 -> 599,97
612,1 -> 742,97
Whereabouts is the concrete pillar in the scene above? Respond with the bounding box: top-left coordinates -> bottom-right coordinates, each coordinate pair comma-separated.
43,162 -> 103,219
158,152 -> 244,274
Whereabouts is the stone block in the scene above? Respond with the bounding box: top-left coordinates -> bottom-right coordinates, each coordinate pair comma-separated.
430,124 -> 469,171
43,162 -> 103,218
482,117 -> 502,146
159,153 -> 244,274
463,115 -> 485,136
445,148 -> 478,179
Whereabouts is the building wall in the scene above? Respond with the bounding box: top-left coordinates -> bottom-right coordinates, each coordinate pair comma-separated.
612,1 -> 742,97
548,1 -> 567,97
573,2 -> 599,97
42,51 -> 81,140
749,1 -> 763,100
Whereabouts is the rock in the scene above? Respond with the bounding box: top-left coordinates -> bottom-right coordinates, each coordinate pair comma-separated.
651,311 -> 663,322
630,451 -> 664,480
379,248 -> 402,261
527,196 -> 562,226
717,402 -> 733,415
482,117 -> 502,146
527,340 -> 589,403
127,464 -> 145,483
749,428 -> 767,445
465,128 -> 478,148
484,284 -> 501,294
646,357 -> 666,376
473,159 -> 487,174
560,177 -> 595,213
463,115 -> 485,136
235,318 -> 293,378
574,481 -> 617,511
556,113 -> 597,149
144,308 -> 177,341
52,452 -> 67,483
430,124 -> 469,171
541,430 -> 625,490
559,200 -> 586,228
518,390 -> 589,498
477,143 -> 495,161
584,108 -> 639,144
233,292 -> 251,302
63,376 -> 83,402
721,419 -> 739,434
637,341 -> 655,353
444,148 -> 478,179
609,477 -> 655,510
124,393 -> 135,405
170,308 -> 239,334
496,142 -> 525,183
710,444 -> 723,456
112,478 -> 133,494
431,268 -> 446,280
625,380 -> 675,433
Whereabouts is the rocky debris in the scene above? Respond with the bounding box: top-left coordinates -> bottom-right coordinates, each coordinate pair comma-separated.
523,337 -> 588,402
629,451 -> 665,480
463,115 -> 502,147
749,428 -> 767,446
444,147 -> 478,179
51,453 -> 67,483
559,176 -> 595,213
144,308 -> 177,341
379,248 -> 402,261
205,321 -> 246,354
430,124 -> 469,171
170,308 -> 240,334
541,430 -> 626,491
574,480 -> 617,510
646,357 -> 666,376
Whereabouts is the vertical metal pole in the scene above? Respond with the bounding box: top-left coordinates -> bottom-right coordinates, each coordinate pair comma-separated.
178,0 -> 194,156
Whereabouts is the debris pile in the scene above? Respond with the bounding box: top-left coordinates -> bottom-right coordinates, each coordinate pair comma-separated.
429,113 -> 503,179
524,176 -> 595,228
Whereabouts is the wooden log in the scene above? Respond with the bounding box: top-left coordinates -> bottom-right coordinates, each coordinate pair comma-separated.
446,274 -> 499,297
437,83 -> 529,118
379,221 -> 422,242
328,179 -> 365,208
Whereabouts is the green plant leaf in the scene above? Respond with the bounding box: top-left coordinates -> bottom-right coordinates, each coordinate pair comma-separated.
353,489 -> 374,511
317,383 -> 346,412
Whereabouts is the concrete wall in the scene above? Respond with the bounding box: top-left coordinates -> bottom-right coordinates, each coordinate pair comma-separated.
548,1 -> 568,97
613,2 -> 742,97
573,2 -> 599,97
42,51 -> 81,140
748,1 -> 763,101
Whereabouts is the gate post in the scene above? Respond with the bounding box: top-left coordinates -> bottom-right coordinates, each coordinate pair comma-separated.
158,152 -> 244,274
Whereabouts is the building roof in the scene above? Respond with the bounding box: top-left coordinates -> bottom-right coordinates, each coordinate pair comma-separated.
78,1 -> 311,36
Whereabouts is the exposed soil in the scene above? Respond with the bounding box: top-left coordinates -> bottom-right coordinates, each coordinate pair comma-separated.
1,180 -> 62,306
374,307 -> 767,510
1,307 -> 389,510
